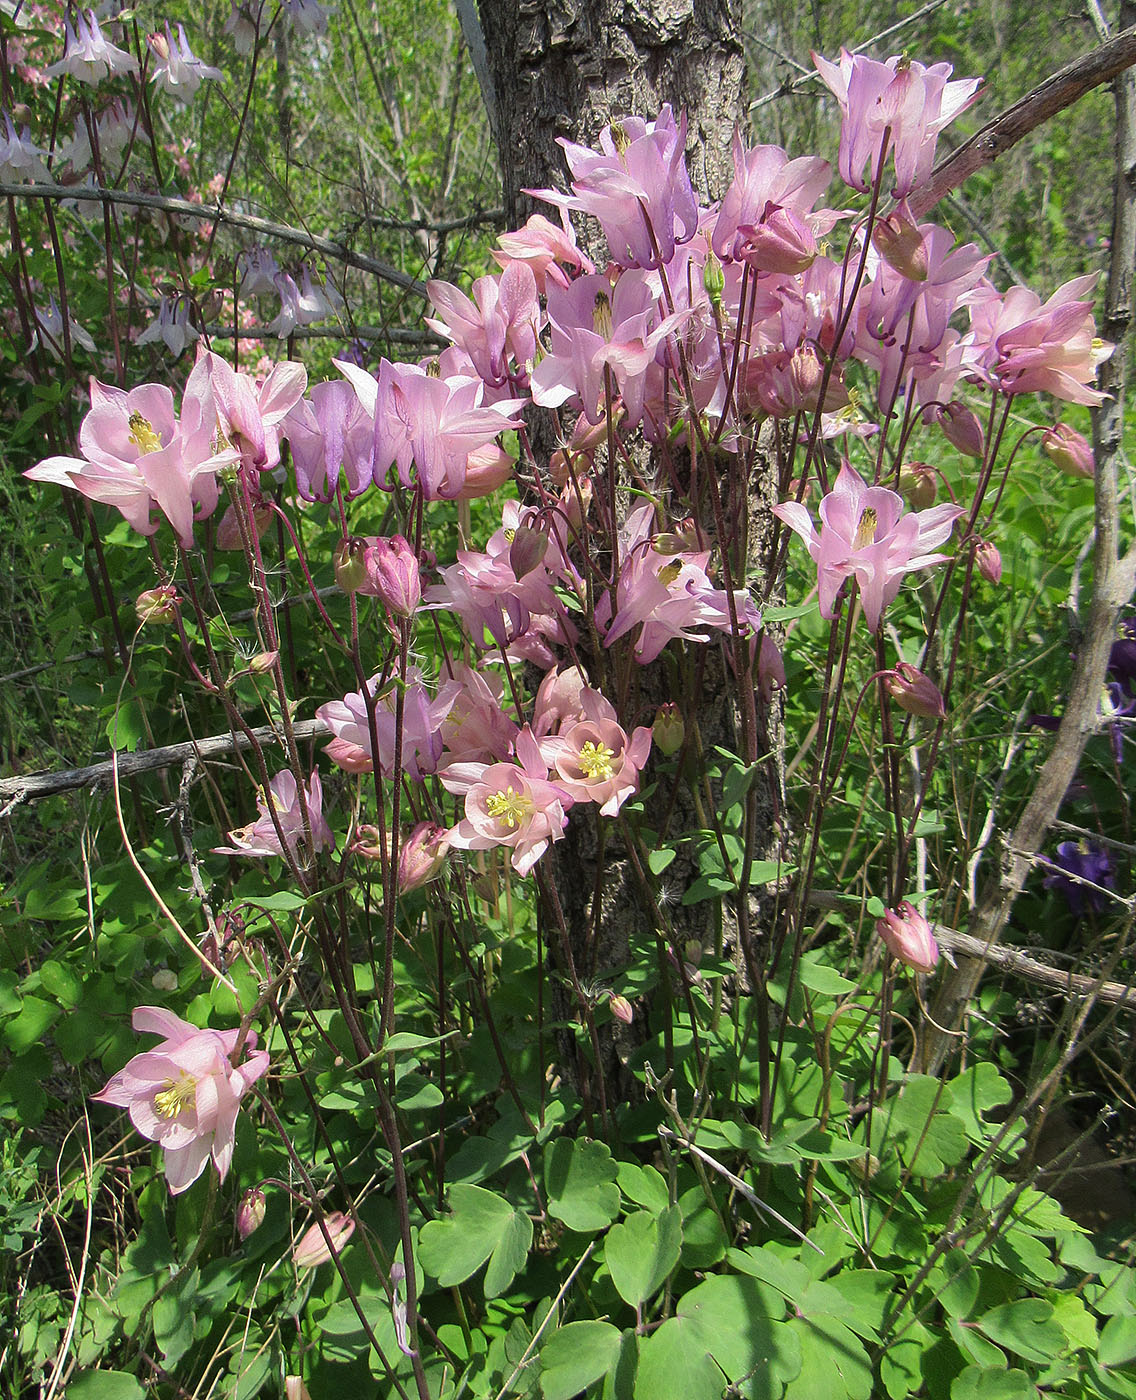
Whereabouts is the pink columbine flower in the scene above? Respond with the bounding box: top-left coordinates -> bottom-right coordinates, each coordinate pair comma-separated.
812,48 -> 981,197
284,379 -> 374,501
25,375 -> 225,547
136,296 -> 201,357
711,136 -> 834,265
963,274 -> 1112,405
398,822 -> 451,893
426,260 -> 541,390
316,670 -> 448,780
200,349 -> 308,474
773,460 -> 964,632
876,900 -> 939,973
91,1006 -> 270,1195
442,729 -> 573,876
540,688 -> 652,817
529,105 -> 698,269
359,535 -> 421,619
46,10 -> 139,85
603,504 -> 755,663
337,357 -> 525,500
0,110 -> 50,183
531,271 -> 682,429
436,663 -> 520,765
214,770 -> 334,859
885,662 -> 946,720
148,23 -> 223,103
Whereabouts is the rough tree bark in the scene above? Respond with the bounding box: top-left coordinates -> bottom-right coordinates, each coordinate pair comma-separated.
472,1 -> 784,1110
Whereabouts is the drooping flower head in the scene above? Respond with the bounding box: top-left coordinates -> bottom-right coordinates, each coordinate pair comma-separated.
214,771 -> 334,860
92,1006 -> 270,1195
812,48 -> 981,197
772,460 -> 964,631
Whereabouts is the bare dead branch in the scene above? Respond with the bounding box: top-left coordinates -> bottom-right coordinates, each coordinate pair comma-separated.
0,718 -> 330,805
809,891 -> 1135,1011
910,25 -> 1136,217
0,181 -> 427,297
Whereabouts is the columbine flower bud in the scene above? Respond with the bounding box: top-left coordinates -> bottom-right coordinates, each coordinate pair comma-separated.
237,1187 -> 266,1240
609,994 -> 633,1025
284,1378 -> 312,1400
509,525 -> 549,579
135,585 -> 178,625
876,900 -> 939,973
653,703 -> 685,757
885,662 -> 946,720
898,462 -> 937,510
871,208 -> 929,281
742,203 -> 817,275
975,540 -> 1002,585
702,249 -> 725,305
932,401 -> 985,459
334,537 -> 368,594
248,650 -> 279,675
1042,423 -> 1094,479
146,28 -> 170,61
293,1211 -> 355,1269
362,535 -> 421,618
398,822 -> 450,894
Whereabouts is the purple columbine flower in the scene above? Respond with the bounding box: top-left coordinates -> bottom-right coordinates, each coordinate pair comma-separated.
1043,840 -> 1115,917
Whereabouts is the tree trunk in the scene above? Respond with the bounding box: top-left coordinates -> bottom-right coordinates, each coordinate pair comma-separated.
474,0 -> 782,1112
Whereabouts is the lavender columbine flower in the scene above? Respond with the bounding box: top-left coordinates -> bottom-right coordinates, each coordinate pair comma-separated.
1043,840 -> 1115,917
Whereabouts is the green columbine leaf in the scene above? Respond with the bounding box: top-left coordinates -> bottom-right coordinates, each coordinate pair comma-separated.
418,1184 -> 532,1296
545,1138 -> 620,1233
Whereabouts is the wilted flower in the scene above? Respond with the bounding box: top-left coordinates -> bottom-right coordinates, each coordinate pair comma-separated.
885,662 -> 946,720
898,462 -> 937,510
876,901 -> 939,973
1042,423 -> 1094,479
91,1006 -> 270,1195
398,822 -> 451,893
293,1211 -> 356,1268
975,540 -> 1002,585
237,1187 -> 267,1240
871,207 -> 929,281
135,585 -> 179,625
927,400 -> 985,458
1044,841 -> 1115,917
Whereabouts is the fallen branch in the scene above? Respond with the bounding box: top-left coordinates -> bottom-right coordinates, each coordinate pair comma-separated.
809,891 -> 1136,1011
0,718 -> 330,806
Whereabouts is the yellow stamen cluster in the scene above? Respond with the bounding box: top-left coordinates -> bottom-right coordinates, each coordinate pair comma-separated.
153,1073 -> 197,1120
853,507 -> 878,551
128,412 -> 162,455
657,560 -> 683,587
578,741 -> 615,781
485,786 -> 533,830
